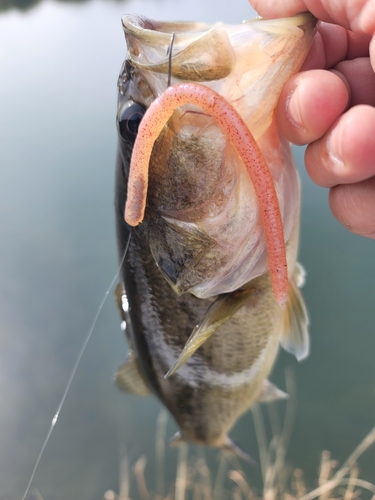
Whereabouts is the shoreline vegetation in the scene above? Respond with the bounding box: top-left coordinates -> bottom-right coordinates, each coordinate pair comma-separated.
103,373 -> 375,500
102,410 -> 375,500
21,373 -> 374,500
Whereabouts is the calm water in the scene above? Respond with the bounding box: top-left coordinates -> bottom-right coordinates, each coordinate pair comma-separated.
1,1 -> 374,498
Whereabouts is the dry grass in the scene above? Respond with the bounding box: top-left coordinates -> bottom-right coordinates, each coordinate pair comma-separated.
104,374 -> 375,500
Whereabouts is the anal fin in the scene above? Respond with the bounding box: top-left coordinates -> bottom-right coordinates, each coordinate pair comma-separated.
257,379 -> 288,403
281,262 -> 309,361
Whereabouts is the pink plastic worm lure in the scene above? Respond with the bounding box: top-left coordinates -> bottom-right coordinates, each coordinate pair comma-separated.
124,83 -> 289,307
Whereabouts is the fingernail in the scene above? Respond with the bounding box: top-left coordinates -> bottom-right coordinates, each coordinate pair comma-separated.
327,123 -> 345,170
286,89 -> 304,129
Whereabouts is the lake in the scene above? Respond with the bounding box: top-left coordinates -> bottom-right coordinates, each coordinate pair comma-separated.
1,0 -> 374,498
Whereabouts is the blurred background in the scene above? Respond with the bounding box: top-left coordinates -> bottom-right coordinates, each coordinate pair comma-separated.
0,0 -> 374,498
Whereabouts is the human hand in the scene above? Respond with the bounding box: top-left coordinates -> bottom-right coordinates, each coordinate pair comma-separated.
250,0 -> 375,239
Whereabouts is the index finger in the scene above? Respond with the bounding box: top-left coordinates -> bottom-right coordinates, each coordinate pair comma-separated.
301,22 -> 371,71
250,0 -> 375,34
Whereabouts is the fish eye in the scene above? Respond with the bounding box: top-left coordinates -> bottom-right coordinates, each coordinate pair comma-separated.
117,101 -> 146,144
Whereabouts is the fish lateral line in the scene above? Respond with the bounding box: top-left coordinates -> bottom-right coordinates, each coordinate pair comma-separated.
124,83 -> 288,307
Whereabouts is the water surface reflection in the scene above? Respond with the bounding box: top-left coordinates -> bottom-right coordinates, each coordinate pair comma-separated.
0,0 -> 123,13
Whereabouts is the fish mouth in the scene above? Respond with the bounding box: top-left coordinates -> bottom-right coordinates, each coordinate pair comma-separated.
121,12 -> 316,139
122,16 -> 236,82
119,13 -> 316,300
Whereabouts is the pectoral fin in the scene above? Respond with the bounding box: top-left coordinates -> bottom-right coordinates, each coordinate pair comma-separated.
281,263 -> 309,361
165,288 -> 253,378
257,379 -> 288,403
116,352 -> 151,396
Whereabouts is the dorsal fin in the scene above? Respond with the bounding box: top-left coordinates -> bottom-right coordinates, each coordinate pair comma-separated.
281,263 -> 309,361
116,352 -> 151,396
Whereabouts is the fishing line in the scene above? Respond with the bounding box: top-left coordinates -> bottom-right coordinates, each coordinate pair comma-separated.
167,32 -> 175,88
21,233 -> 131,500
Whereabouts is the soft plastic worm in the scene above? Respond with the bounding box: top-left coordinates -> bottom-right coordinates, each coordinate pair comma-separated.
125,83 -> 288,307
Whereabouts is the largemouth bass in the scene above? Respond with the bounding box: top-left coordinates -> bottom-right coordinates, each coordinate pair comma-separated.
115,13 -> 315,453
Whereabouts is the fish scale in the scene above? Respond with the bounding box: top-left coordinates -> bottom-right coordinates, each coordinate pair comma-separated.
115,12 -> 313,455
